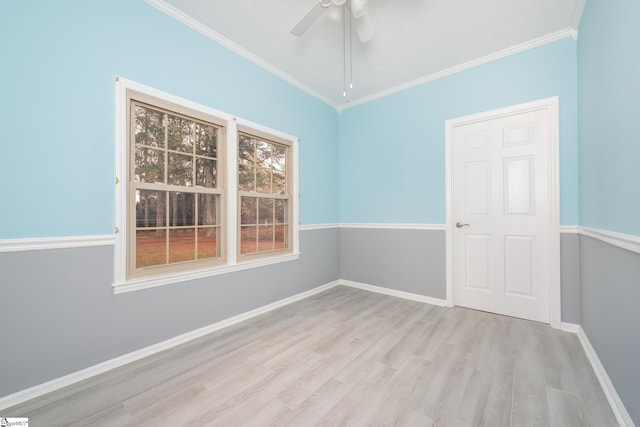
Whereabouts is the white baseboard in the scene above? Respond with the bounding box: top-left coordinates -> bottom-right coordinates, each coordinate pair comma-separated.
340,279 -> 448,307
575,326 -> 635,427
2,279 -> 632,427
560,322 -> 581,333
0,280 -> 341,410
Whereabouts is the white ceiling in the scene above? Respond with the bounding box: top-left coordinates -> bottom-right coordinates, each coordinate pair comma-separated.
150,0 -> 584,109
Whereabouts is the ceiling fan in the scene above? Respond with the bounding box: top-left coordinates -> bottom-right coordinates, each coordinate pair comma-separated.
290,0 -> 374,43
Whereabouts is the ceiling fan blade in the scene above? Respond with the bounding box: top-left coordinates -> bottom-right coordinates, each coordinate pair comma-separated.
353,11 -> 374,43
290,0 -> 328,36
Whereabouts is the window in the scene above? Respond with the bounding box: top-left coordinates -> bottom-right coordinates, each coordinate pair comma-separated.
114,78 -> 298,292
238,130 -> 292,258
127,92 -> 226,278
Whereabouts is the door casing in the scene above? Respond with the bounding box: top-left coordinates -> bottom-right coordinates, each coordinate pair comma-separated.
444,97 -> 561,328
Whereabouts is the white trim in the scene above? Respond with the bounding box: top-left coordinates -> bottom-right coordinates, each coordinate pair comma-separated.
0,235 -> 115,253
570,0 -> 586,38
560,322 -> 581,334
0,224 -> 584,254
575,326 -> 635,427
0,280 -> 342,411
560,225 -> 580,234
339,223 -> 446,231
0,225 -> 607,254
340,279 -> 448,307
580,226 -> 640,255
143,0 -> 337,109
338,30 -> 576,112
445,97 -> 562,328
113,252 -> 301,294
299,223 -> 341,231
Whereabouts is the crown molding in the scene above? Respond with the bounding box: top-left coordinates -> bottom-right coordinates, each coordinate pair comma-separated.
337,28 -> 577,112
145,0 -> 580,114
570,0 -> 586,38
144,0 -> 338,109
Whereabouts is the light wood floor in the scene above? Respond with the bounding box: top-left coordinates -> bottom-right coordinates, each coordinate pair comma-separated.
6,286 -> 618,426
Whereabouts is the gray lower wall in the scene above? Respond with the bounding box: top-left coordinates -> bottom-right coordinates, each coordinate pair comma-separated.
579,235 -> 640,425
560,232 -> 581,324
0,227 -> 599,403
0,228 -> 339,398
339,228 -> 447,299
340,228 -> 582,323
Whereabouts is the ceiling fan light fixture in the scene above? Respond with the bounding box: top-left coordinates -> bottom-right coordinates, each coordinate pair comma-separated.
350,0 -> 368,19
331,0 -> 347,5
354,12 -> 374,43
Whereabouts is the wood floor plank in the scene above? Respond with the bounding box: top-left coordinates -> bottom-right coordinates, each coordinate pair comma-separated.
69,404 -> 132,427
5,285 -> 619,427
454,368 -> 493,427
353,355 -> 430,426
546,385 -> 588,427
510,320 -> 550,427
562,333 -> 619,427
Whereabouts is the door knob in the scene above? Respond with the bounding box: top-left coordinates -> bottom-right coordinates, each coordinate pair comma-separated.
455,222 -> 470,228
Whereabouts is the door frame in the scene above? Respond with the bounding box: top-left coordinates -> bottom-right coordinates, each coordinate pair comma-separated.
444,97 -> 561,328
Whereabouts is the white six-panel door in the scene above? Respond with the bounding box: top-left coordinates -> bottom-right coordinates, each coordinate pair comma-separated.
447,99 -> 560,324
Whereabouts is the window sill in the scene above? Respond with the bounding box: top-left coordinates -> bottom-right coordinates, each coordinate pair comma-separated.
112,252 -> 300,295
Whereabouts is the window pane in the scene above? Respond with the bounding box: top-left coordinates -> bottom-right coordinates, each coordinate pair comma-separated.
168,153 -> 193,186
275,225 -> 288,249
196,158 -> 217,188
198,194 -> 218,226
272,145 -> 286,171
195,124 -> 217,158
258,198 -> 274,224
169,229 -> 195,263
136,229 -> 166,268
134,105 -> 165,148
169,192 -> 195,227
239,134 -> 255,165
258,225 -> 274,252
274,199 -> 287,224
273,171 -> 286,194
241,197 -> 257,225
135,147 -> 165,184
238,164 -> 255,192
167,115 -> 194,153
136,190 -> 166,228
256,140 -> 271,168
240,226 -> 257,254
255,167 -> 271,193
197,227 -> 219,259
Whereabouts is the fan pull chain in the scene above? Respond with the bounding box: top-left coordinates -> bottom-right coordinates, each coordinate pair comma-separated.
343,2 -> 347,97
349,0 -> 353,89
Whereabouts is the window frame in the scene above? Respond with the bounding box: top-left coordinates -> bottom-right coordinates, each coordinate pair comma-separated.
126,92 -> 228,279
114,77 -> 299,294
237,126 -> 294,261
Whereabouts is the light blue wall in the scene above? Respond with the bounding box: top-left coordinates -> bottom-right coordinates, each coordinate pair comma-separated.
578,0 -> 640,236
339,39 -> 579,225
577,0 -> 640,424
0,0 -> 339,239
